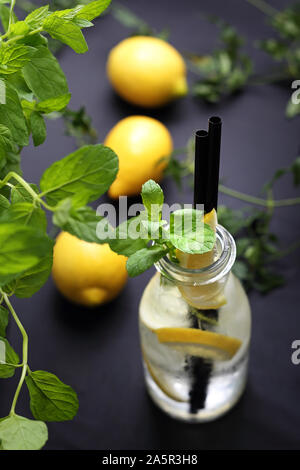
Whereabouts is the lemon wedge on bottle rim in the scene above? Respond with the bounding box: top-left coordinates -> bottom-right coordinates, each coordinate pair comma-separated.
154,327 -> 241,361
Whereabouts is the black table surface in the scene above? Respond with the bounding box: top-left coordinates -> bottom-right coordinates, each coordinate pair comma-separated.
2,0 -> 300,450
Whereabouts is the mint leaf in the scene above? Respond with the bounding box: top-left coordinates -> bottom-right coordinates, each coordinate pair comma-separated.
0,202 -> 47,231
0,223 -> 52,286
22,46 -> 69,101
43,15 -> 88,54
0,124 -> 15,160
53,201 -> 105,243
126,245 -> 168,277
0,194 -> 9,213
0,305 -> 8,337
9,21 -> 30,37
24,5 -> 49,29
0,4 -> 10,32
108,214 -> 149,256
9,72 -> 34,101
30,111 -> 46,147
169,209 -> 215,254
0,82 -> 29,146
0,45 -> 36,74
0,336 -> 19,378
25,370 -> 79,422
36,93 -> 71,113
76,0 -> 111,21
40,144 -> 118,208
141,179 -> 164,220
7,254 -> 53,298
10,183 -> 39,204
0,415 -> 48,450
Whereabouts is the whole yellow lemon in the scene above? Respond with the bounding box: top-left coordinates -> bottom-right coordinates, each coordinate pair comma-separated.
104,115 -> 173,199
106,36 -> 188,107
52,232 -> 128,307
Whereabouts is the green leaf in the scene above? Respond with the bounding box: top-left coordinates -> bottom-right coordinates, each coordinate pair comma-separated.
7,253 -> 52,298
0,223 -> 53,286
8,72 -> 34,101
0,82 -> 29,146
40,144 -> 118,208
73,17 -> 93,28
0,124 -> 15,160
53,200 -> 106,243
0,44 -> 36,75
0,202 -> 47,231
108,214 -> 149,256
25,5 -> 49,29
9,21 -> 30,37
30,111 -> 46,147
272,6 -> 300,40
43,15 -> 88,54
25,370 -> 79,422
76,0 -> 111,21
169,209 -> 215,254
36,93 -> 71,113
126,245 -> 168,277
0,306 -> 8,337
11,183 -> 39,203
0,5 -> 10,32
22,46 -> 69,101
0,415 -> 48,450
0,150 -> 22,197
0,336 -> 19,378
0,194 -> 9,213
141,179 -> 164,220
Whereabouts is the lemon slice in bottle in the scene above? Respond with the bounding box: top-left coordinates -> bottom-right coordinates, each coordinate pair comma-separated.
176,209 -> 227,309
154,327 -> 241,361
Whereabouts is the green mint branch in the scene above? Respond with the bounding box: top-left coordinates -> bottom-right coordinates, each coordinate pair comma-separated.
0,0 -> 114,450
107,180 -> 216,277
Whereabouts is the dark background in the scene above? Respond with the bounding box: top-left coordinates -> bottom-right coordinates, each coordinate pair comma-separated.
1,0 -> 300,450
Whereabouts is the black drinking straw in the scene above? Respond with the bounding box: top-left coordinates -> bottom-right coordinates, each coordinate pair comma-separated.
189,116 -> 222,414
207,116 -> 222,212
193,130 -> 209,210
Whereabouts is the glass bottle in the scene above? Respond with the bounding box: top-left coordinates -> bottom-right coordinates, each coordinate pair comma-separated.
139,224 -> 251,422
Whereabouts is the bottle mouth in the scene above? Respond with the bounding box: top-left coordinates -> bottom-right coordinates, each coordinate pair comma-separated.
155,224 -> 236,286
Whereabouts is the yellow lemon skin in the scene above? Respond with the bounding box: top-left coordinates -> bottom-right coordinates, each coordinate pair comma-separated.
52,232 -> 128,307
104,115 -> 173,198
106,36 -> 188,107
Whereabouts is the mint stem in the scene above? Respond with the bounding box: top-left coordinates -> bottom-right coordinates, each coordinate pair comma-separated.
219,184 -> 300,208
0,171 -> 54,211
2,292 -> 28,415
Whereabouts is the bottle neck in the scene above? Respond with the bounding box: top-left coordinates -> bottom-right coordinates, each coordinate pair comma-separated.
155,225 -> 236,287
